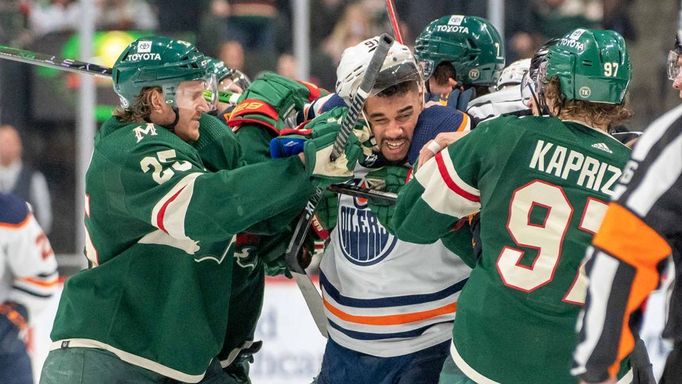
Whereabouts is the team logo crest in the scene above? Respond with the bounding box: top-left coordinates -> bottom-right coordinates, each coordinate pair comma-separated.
579,86 -> 592,98
337,189 -> 397,266
134,123 -> 158,143
469,68 -> 480,80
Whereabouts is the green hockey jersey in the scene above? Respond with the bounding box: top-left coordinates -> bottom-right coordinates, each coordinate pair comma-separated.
50,114 -> 313,383
393,115 -> 631,383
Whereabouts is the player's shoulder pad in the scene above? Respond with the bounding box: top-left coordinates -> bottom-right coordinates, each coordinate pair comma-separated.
407,106 -> 470,164
419,105 -> 468,132
473,113 -> 526,135
0,193 -> 30,225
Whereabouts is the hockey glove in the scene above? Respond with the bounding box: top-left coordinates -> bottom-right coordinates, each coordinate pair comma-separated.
365,165 -> 410,231
228,72 -> 324,135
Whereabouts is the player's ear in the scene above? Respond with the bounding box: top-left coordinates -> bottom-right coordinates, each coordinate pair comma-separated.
149,89 -> 167,112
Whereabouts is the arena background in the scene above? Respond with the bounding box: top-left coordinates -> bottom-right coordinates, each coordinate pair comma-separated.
0,0 -> 679,382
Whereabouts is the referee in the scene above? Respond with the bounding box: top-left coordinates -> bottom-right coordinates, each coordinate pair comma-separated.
572,32 -> 682,384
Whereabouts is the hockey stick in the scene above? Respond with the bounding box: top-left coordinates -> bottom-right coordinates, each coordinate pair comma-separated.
0,44 -> 241,103
284,34 -> 394,337
0,44 -> 113,77
384,0 -> 403,44
328,184 -> 397,203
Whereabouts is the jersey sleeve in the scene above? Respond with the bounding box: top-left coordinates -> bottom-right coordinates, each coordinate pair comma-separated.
393,122 -> 489,244
573,106 -> 682,382
111,133 -> 313,247
0,194 -> 59,318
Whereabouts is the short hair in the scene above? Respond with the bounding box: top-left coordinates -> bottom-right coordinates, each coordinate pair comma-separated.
544,77 -> 632,128
112,87 -> 161,123
432,62 -> 456,86
375,80 -> 421,98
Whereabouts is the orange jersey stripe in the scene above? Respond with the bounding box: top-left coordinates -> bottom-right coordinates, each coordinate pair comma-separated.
592,203 -> 671,376
0,213 -> 31,229
324,298 -> 456,326
18,276 -> 60,288
456,113 -> 470,132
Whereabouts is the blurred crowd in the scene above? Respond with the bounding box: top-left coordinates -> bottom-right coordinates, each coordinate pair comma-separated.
0,0 -> 637,90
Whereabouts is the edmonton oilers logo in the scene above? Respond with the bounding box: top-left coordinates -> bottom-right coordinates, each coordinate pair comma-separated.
338,193 -> 397,266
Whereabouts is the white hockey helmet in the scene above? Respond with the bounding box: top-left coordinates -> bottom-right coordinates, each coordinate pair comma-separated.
496,58 -> 531,90
335,36 -> 422,104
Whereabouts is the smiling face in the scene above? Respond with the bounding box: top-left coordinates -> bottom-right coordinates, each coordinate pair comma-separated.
364,82 -> 423,162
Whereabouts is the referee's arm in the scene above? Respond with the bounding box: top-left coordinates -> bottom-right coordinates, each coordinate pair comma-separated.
573,106 -> 682,383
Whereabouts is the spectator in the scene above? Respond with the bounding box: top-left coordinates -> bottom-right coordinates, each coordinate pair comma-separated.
0,192 -> 59,384
225,0 -> 278,55
0,125 -> 52,234
322,2 -> 373,65
217,39 -> 246,74
96,0 -> 158,31
27,0 -> 80,37
276,53 -> 297,79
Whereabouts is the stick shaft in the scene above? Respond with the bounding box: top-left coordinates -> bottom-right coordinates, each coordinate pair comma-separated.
0,45 -> 113,77
385,0 -> 403,44
328,184 -> 397,203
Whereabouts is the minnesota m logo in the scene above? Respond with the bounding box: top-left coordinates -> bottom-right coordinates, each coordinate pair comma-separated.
134,123 -> 158,143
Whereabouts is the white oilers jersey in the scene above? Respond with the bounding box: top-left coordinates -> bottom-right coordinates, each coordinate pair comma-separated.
466,86 -> 528,124
0,193 -> 58,317
319,168 -> 471,357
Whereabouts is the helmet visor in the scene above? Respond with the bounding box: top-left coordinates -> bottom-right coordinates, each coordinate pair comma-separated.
668,50 -> 682,80
199,74 -> 219,111
177,74 -> 217,111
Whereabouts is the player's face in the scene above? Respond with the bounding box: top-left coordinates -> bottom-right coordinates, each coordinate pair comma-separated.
365,88 -> 423,161
174,80 -> 211,142
671,54 -> 682,99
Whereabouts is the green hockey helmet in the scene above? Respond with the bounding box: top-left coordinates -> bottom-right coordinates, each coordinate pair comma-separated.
542,28 -> 631,104
414,15 -> 505,87
207,57 -> 234,81
112,36 -> 212,108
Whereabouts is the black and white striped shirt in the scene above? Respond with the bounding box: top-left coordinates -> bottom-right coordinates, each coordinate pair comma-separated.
573,104 -> 682,382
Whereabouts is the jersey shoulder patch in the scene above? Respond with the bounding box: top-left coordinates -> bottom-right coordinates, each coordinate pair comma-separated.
0,193 -> 29,225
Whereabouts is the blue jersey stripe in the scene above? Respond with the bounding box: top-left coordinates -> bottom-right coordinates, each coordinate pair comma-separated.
328,319 -> 453,340
321,272 -> 467,308
12,285 -> 54,298
0,193 -> 29,225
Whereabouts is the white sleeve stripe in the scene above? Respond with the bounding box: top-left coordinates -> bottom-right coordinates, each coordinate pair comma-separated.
627,132 -> 682,217
151,173 -> 201,239
573,251 -> 620,370
415,152 -> 480,218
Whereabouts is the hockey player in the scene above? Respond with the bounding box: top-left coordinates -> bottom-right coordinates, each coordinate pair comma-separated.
39,36 -> 361,384
573,32 -> 682,384
309,36 -> 472,384
392,28 -> 634,384
1,192 -> 58,384
466,58 -> 531,124
414,15 -> 505,112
